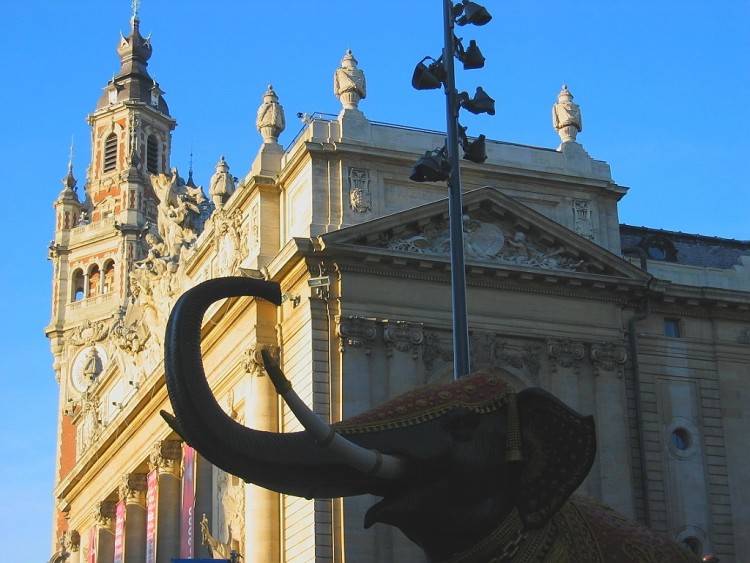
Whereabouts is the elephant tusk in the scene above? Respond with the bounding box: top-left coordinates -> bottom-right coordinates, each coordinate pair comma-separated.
261,349 -> 407,480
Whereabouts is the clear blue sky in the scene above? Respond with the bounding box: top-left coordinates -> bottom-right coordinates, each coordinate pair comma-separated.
0,2 -> 747,559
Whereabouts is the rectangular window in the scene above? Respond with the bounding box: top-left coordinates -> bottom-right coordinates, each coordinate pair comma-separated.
664,318 -> 681,338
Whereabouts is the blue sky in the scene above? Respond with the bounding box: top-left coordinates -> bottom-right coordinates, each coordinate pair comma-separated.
0,2 -> 748,559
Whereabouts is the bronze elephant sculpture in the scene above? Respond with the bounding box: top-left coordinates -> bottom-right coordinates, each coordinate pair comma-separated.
162,277 -> 700,562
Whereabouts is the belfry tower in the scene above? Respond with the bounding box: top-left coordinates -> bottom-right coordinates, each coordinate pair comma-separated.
46,10 -> 176,547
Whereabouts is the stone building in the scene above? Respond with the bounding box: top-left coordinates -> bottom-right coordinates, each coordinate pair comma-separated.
46,12 -> 749,563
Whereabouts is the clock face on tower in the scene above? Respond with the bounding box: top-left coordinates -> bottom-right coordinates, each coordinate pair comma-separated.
70,346 -> 108,392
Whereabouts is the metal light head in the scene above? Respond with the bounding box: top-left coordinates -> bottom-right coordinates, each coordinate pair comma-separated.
458,39 -> 485,70
462,134 -> 487,163
455,1 -> 492,26
409,147 -> 451,182
412,57 -> 446,90
459,87 -> 495,115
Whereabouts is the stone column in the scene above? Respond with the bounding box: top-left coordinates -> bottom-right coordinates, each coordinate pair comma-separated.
149,440 -> 182,563
93,501 -> 116,563
192,453 -> 214,559
383,320 -> 424,397
64,530 -> 81,563
243,344 -> 281,562
119,473 -> 148,563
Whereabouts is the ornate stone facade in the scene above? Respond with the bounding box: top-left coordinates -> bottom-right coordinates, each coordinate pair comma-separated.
47,13 -> 749,563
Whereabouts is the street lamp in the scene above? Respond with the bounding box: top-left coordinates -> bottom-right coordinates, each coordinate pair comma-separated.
409,0 -> 493,380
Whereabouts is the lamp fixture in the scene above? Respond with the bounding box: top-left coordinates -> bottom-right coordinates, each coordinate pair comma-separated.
454,0 -> 492,26
458,86 -> 495,115
411,56 -> 447,90
409,146 -> 451,182
456,38 -> 485,70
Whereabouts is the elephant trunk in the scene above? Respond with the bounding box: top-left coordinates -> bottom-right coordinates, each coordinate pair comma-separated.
162,277 -> 401,498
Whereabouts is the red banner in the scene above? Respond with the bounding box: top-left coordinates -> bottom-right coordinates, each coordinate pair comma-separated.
146,470 -> 159,563
88,526 -> 97,563
180,445 -> 196,557
113,500 -> 126,563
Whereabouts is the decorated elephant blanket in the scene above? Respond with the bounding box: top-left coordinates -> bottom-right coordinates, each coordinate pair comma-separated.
445,495 -> 699,562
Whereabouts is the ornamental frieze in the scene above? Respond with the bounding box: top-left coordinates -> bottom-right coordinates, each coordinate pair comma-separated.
589,341 -> 627,377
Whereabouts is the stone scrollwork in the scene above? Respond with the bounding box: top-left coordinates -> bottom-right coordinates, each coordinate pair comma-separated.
337,316 -> 378,354
547,339 -> 586,374
383,320 -> 424,359
110,314 -> 150,355
119,473 -> 148,504
470,331 -> 542,385
61,529 -> 80,553
149,440 -> 182,475
67,319 -> 110,347
93,501 -> 117,529
589,341 -> 627,377
348,168 -> 372,214
242,345 -> 280,377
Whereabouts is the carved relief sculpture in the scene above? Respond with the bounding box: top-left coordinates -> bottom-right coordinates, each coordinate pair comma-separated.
348,168 -> 372,214
573,199 -> 595,241
387,215 -> 586,272
547,339 -> 586,374
589,341 -> 628,377
150,168 -> 212,256
383,320 -> 424,359
337,316 -> 378,354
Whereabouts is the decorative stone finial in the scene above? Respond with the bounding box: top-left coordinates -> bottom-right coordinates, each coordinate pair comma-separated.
552,84 -> 582,145
256,85 -> 286,144
209,156 -> 235,209
334,49 -> 366,110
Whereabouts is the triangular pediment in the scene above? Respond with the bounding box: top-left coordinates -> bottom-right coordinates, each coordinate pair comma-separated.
316,187 -> 650,284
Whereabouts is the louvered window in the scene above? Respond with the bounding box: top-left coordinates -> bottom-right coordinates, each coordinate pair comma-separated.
103,133 -> 117,172
147,134 -> 159,173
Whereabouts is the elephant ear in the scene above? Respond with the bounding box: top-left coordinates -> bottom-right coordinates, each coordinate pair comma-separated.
513,387 -> 596,529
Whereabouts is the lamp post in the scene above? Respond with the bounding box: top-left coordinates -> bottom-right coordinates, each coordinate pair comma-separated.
410,0 -> 493,380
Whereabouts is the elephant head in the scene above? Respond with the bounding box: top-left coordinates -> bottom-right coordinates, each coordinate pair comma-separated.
162,277 -> 596,561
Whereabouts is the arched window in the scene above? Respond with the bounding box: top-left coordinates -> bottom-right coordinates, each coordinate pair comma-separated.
103,133 -> 118,173
88,265 -> 101,299
146,134 -> 159,174
72,269 -> 85,302
103,260 -> 115,294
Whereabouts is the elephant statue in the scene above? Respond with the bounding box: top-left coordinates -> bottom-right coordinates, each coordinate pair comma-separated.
162,277 -> 700,562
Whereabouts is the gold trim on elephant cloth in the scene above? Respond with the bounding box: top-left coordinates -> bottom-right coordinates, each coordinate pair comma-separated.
334,371 -> 515,434
443,496 -> 701,562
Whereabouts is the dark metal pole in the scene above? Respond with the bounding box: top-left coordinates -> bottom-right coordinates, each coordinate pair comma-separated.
443,0 -> 471,379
